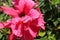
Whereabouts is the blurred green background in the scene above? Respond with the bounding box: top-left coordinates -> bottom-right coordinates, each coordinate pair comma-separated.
0,0 -> 60,40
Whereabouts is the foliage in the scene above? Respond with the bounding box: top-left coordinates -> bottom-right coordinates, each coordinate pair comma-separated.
0,0 -> 60,40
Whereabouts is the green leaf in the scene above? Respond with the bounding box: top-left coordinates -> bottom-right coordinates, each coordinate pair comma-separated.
8,0 -> 12,6
3,2 -> 9,7
53,20 -> 58,26
38,31 -> 46,37
51,0 -> 60,5
40,36 -> 48,40
47,31 -> 52,35
0,33 -> 3,39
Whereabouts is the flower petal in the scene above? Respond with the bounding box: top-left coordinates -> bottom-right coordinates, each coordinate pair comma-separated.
0,23 -> 4,28
22,15 -> 32,23
13,24 -> 22,37
1,6 -> 19,17
28,9 -> 40,20
0,21 -> 11,29
28,27 -> 37,37
37,16 -> 45,30
24,0 -> 36,13
8,34 -> 16,40
21,30 -> 34,40
12,0 -> 25,13
12,0 -> 19,5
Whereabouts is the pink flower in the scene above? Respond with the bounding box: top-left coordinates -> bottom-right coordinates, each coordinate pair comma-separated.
0,0 -> 45,40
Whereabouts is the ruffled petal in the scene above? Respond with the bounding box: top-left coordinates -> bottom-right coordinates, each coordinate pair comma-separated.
28,9 -> 40,20
28,27 -> 37,37
12,0 -> 25,13
37,16 -> 45,30
28,26 -> 40,38
12,0 -> 19,5
1,6 -> 19,18
0,20 -> 11,29
0,23 -> 4,28
28,20 -> 41,38
13,24 -> 22,37
24,0 -> 36,13
8,34 -> 16,40
22,15 -> 32,23
23,23 -> 40,39
36,7 -> 45,30
21,30 -> 34,40
25,0 -> 35,9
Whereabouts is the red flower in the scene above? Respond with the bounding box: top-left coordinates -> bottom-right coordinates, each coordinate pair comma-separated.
0,0 -> 45,40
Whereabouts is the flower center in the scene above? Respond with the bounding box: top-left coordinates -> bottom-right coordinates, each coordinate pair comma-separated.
19,13 -> 25,17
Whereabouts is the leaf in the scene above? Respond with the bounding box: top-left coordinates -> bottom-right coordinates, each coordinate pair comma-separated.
40,36 -> 48,40
8,0 -> 12,6
3,2 -> 9,7
51,0 -> 60,5
0,33 -> 3,39
38,31 -> 46,37
55,25 -> 60,30
53,20 -> 58,26
47,31 -> 52,35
